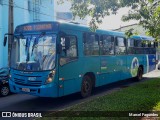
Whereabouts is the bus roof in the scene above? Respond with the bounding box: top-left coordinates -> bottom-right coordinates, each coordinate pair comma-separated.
131,35 -> 154,41
15,21 -> 125,37
15,21 -> 154,40
59,21 -> 125,37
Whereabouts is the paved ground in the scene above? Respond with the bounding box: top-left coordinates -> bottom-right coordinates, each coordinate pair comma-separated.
143,69 -> 160,78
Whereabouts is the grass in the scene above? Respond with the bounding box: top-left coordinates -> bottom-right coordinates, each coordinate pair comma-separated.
40,78 -> 160,120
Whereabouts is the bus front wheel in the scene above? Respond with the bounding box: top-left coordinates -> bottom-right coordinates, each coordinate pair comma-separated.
81,75 -> 92,98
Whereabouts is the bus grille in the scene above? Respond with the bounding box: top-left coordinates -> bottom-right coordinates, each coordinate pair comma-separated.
14,78 -> 42,86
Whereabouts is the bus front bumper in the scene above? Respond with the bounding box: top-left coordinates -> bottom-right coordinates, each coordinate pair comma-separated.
9,80 -> 58,97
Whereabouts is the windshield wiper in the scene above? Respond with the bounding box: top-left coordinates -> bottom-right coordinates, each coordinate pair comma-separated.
26,37 -> 31,62
31,37 -> 38,56
31,32 -> 46,56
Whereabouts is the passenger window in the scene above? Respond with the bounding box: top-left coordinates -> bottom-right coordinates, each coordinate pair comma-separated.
151,42 -> 154,47
60,36 -> 78,65
115,37 -> 126,55
155,42 -> 159,48
83,33 -> 99,56
136,40 -> 142,47
127,38 -> 135,54
100,35 -> 114,55
142,41 -> 148,47
128,38 -> 134,47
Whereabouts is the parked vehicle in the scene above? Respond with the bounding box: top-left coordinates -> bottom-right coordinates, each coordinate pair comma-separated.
0,67 -> 10,97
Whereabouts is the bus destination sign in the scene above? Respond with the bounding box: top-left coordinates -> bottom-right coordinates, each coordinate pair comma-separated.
23,24 -> 52,31
15,22 -> 59,33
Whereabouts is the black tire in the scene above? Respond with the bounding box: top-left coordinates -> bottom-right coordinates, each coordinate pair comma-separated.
136,67 -> 143,81
81,75 -> 93,98
0,85 -> 10,97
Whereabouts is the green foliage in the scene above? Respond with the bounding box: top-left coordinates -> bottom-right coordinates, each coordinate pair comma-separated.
67,78 -> 160,111
40,78 -> 160,120
122,1 -> 160,41
125,29 -> 133,38
125,28 -> 138,38
58,0 -> 160,40
58,0 -> 120,31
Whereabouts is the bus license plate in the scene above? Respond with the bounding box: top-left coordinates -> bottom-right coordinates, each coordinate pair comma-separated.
22,88 -> 30,92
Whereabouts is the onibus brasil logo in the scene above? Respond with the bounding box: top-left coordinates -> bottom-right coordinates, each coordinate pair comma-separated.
131,57 -> 139,77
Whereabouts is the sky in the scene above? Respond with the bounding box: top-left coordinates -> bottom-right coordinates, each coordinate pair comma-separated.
98,7 -> 138,30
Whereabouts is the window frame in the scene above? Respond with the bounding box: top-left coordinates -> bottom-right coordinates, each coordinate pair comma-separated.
115,36 -> 127,55
83,32 -> 100,56
59,35 -> 78,66
100,34 -> 115,56
128,38 -> 135,48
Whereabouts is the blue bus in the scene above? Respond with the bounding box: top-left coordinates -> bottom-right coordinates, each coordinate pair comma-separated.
4,21 -> 156,98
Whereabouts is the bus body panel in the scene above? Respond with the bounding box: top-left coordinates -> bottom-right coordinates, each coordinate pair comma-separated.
9,69 -> 59,97
148,54 -> 156,72
81,56 -> 100,84
59,60 -> 83,96
99,56 -> 122,86
58,29 -> 84,96
9,80 -> 58,97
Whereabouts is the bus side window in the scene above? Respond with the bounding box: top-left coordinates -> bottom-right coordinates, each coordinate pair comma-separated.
83,33 -> 99,56
127,38 -> 135,54
148,41 -> 151,47
134,40 -> 143,54
60,36 -> 78,66
128,38 -> 134,47
136,40 -> 142,47
100,35 -> 114,55
154,41 -> 159,48
115,37 -> 126,55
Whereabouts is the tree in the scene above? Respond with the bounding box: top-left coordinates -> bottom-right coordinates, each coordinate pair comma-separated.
58,0 -> 160,40
121,0 -> 160,41
58,0 -> 120,31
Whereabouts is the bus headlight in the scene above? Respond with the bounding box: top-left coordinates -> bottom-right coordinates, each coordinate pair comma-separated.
45,70 -> 55,84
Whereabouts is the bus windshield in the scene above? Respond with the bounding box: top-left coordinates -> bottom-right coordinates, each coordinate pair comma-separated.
11,34 -> 56,71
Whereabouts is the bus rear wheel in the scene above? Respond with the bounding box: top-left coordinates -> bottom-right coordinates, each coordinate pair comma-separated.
81,75 -> 92,98
136,67 -> 143,81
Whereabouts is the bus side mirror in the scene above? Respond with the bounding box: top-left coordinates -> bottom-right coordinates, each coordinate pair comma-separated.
3,36 -> 7,46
